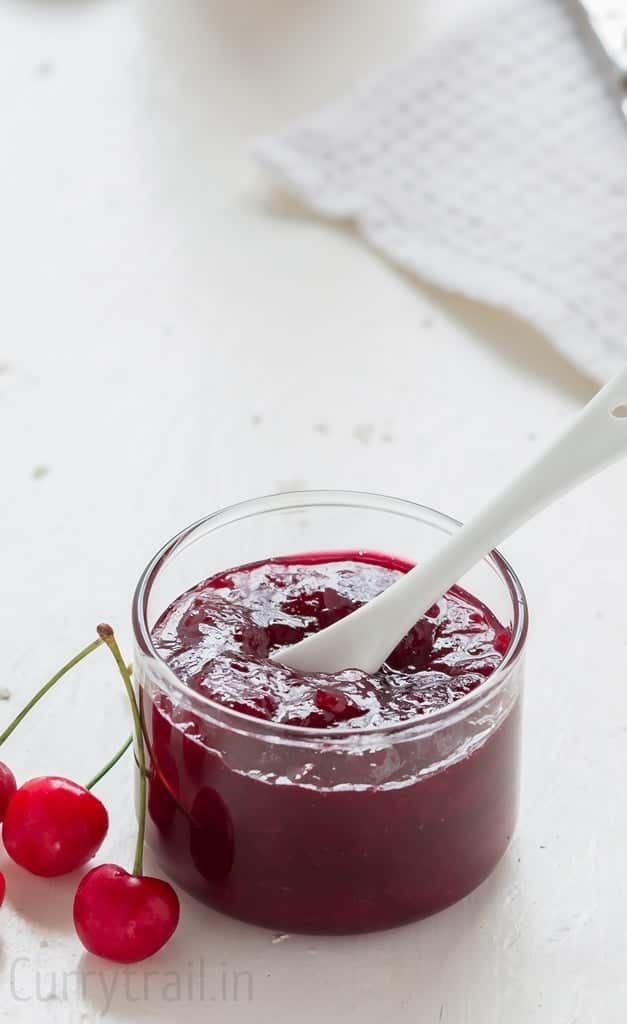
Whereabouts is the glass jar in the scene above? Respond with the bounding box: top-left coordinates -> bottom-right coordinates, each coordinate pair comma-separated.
132,491 -> 527,934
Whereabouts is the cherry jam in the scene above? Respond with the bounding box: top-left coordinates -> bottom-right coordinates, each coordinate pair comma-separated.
141,551 -> 521,933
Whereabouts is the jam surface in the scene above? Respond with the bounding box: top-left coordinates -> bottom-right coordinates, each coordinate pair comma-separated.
152,551 -> 511,729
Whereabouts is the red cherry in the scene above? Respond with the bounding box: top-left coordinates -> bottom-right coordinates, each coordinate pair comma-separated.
0,870 -> 5,906
0,762 -> 17,821
3,777 -> 108,877
494,629 -> 511,656
73,864 -> 180,963
315,687 -> 348,716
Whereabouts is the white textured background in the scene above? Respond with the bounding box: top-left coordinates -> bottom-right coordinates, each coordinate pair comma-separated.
0,2 -> 625,1022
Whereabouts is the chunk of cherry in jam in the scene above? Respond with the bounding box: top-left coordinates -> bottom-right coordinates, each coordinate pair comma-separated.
152,550 -> 511,728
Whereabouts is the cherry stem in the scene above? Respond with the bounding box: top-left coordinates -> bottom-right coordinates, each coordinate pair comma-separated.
97,624 -> 146,877
0,637 -> 103,747
85,734 -> 133,791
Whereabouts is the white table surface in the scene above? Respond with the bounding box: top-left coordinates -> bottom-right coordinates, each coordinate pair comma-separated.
1,1 -> 625,1022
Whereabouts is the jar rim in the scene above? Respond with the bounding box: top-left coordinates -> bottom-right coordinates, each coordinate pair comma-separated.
132,490 -> 528,743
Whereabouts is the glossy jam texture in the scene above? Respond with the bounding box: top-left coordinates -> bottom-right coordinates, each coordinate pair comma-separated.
143,551 -> 521,934
151,552 -> 511,729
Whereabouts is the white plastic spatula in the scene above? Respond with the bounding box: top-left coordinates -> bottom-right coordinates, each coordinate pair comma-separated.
274,367 -> 627,675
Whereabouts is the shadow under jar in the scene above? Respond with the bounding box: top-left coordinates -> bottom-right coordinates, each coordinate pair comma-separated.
132,491 -> 527,935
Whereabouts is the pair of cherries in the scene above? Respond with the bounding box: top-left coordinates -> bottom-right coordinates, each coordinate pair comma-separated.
0,626 -> 180,964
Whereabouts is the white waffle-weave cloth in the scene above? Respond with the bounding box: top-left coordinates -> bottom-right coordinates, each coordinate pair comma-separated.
256,0 -> 627,381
